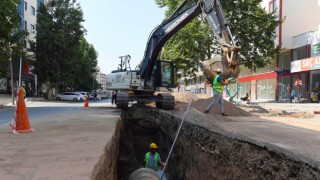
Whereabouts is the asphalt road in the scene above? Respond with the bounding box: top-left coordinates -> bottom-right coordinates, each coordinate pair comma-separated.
0,99 -> 112,126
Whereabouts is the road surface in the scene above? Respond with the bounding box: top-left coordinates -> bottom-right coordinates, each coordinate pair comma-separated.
0,99 -> 120,180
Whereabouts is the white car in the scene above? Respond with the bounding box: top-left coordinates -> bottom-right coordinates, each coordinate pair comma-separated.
75,91 -> 89,100
55,92 -> 82,101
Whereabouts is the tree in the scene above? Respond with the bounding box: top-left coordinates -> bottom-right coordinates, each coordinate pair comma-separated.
73,38 -> 99,91
155,0 -> 281,75
30,0 -> 86,98
0,0 -> 27,78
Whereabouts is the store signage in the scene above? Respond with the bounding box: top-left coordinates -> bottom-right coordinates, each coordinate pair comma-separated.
291,56 -> 320,73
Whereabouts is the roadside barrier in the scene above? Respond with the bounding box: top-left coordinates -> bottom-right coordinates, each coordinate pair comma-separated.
9,87 -> 34,134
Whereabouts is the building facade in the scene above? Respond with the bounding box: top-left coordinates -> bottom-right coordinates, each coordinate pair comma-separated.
181,0 -> 320,103
2,0 -> 47,96
100,73 -> 107,91
237,0 -> 320,102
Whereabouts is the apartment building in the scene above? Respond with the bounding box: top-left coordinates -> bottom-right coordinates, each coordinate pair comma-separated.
6,0 -> 48,96
100,73 -> 107,91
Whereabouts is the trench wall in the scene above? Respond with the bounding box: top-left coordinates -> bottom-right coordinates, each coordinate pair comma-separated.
91,120 -> 121,180
118,106 -> 320,180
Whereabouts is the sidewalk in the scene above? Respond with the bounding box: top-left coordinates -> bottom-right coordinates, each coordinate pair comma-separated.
0,94 -> 13,106
0,94 -> 47,107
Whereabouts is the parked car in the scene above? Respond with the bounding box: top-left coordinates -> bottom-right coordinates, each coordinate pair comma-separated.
75,91 -> 89,100
55,92 -> 82,101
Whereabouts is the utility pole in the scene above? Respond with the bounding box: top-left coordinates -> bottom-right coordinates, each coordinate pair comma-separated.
9,45 -> 15,105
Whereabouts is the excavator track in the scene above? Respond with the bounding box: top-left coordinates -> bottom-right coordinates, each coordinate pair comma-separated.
156,93 -> 175,110
116,92 -> 129,109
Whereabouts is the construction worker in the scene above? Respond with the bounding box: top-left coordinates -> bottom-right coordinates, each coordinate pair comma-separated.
204,68 -> 229,116
144,143 -> 165,171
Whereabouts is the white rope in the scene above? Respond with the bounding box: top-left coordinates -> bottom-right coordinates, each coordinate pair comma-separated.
160,97 -> 193,179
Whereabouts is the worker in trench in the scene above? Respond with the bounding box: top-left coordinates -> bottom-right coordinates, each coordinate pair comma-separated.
144,143 -> 165,172
204,68 -> 229,116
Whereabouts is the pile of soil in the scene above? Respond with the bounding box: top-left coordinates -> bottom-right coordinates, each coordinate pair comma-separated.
238,105 -> 314,119
172,92 -> 250,117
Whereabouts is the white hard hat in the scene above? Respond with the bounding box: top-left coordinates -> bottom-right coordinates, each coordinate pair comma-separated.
216,68 -> 222,73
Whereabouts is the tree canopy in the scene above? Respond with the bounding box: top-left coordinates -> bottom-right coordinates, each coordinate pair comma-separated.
30,0 -> 99,93
154,0 -> 281,75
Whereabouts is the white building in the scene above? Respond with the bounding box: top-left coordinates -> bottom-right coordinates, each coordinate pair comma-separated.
100,73 -> 107,91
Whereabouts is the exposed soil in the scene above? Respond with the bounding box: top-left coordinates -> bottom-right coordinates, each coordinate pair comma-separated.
91,93 -> 319,179
110,107 -> 320,180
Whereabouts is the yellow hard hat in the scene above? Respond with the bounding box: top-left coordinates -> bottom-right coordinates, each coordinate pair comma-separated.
150,143 -> 158,149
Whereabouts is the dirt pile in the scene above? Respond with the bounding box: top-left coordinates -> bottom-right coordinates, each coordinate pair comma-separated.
238,105 -> 314,119
173,92 -> 250,116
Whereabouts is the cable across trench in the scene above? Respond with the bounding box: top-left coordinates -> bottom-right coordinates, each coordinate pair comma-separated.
160,98 -> 193,179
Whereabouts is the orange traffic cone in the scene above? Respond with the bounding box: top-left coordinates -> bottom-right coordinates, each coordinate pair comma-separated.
10,87 -> 34,133
84,95 -> 89,108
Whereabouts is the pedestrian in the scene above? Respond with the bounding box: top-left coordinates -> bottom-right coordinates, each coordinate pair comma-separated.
203,68 -> 229,116
240,93 -> 249,101
291,89 -> 297,103
144,143 -> 165,171
94,92 -> 97,102
111,90 -> 116,105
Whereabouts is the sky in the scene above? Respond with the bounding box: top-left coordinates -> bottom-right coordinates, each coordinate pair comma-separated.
77,0 -> 166,74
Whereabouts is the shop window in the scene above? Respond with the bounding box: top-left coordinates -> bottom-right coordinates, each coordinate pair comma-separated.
293,46 -> 307,61
226,83 -> 239,99
311,73 -> 320,91
257,79 -> 276,101
279,51 -> 291,70
239,82 -> 250,99
278,76 -> 290,102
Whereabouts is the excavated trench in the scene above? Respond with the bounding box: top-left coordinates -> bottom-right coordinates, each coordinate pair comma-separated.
92,106 -> 320,180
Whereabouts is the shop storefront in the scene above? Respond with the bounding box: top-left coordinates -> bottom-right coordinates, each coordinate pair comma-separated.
291,56 -> 320,102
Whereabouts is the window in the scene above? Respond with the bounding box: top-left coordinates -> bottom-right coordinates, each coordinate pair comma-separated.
293,46 -> 307,61
24,21 -> 27,30
279,51 -> 291,70
269,0 -> 277,13
24,1 -> 27,11
31,6 -> 35,16
30,24 -> 35,32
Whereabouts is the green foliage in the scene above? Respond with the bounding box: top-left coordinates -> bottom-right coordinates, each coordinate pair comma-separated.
30,0 -> 100,92
0,0 -> 27,77
155,0 -> 281,75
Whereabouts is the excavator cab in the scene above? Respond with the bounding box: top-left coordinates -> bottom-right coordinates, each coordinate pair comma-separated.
152,60 -> 174,91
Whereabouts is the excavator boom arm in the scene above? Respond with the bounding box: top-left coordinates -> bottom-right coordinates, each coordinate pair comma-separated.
140,0 -> 240,88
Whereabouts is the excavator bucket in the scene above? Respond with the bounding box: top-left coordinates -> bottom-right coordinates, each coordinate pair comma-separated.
200,54 -> 240,82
